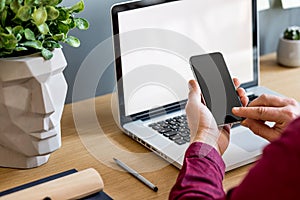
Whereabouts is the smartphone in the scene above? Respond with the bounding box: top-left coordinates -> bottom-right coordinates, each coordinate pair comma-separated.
190,52 -> 243,126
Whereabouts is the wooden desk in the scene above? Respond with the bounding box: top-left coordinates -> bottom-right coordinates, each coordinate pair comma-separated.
0,53 -> 300,199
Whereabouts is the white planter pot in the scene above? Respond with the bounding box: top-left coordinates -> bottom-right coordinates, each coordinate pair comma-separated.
0,48 -> 68,168
277,38 -> 300,67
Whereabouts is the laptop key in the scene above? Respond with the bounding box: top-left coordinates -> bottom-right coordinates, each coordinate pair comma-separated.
151,125 -> 161,130
158,128 -> 172,134
169,134 -> 181,141
179,131 -> 189,137
161,123 -> 170,128
168,121 -> 177,125
175,138 -> 186,145
170,125 -> 179,130
163,131 -> 177,137
183,136 -> 190,142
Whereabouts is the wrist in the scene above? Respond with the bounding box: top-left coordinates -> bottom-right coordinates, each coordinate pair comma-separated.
191,134 -> 221,155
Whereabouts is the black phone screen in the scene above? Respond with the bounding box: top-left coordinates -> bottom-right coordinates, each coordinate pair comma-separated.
190,52 -> 243,126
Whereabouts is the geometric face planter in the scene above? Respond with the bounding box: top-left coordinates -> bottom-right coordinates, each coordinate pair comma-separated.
0,48 -> 67,168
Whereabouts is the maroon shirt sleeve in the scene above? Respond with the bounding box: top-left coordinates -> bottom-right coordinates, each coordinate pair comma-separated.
169,142 -> 226,200
169,117 -> 300,200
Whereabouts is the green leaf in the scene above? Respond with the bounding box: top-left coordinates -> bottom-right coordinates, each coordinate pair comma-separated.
0,26 -> 5,33
1,9 -> 7,26
16,33 -> 22,41
37,34 -> 45,40
5,27 -> 12,34
57,21 -> 69,34
15,46 -> 27,51
57,8 -> 69,20
11,17 -> 23,25
0,33 -> 18,50
63,18 -> 72,24
5,0 -> 13,5
24,28 -> 35,40
64,18 -> 76,29
45,0 -> 61,6
12,26 -> 24,35
21,40 -> 43,49
52,42 -> 61,48
0,0 -> 5,12
65,35 -> 80,47
17,6 -> 32,21
44,40 -> 61,49
74,18 -> 89,30
37,22 -> 49,34
69,20 -> 76,29
41,48 -> 53,60
68,0 -> 84,13
10,0 -> 20,14
12,26 -> 23,41
46,6 -> 59,20
56,0 -> 62,5
32,6 -> 47,25
53,33 -> 64,41
24,0 -> 41,6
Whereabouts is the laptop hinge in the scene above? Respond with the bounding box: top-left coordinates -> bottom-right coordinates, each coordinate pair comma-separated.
130,100 -> 186,121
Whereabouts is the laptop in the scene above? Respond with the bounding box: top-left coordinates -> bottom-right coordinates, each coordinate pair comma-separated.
111,0 -> 283,171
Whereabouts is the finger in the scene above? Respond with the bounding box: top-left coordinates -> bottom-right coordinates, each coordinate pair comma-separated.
234,80 -> 248,106
221,124 -> 231,134
236,87 -> 249,106
233,78 -> 240,89
188,80 -> 207,105
248,94 -> 293,107
232,106 -> 286,123
240,95 -> 249,107
242,119 -> 279,141
186,80 -> 202,116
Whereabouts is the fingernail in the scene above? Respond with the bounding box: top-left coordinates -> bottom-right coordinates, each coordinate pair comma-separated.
241,120 -> 248,127
188,80 -> 196,90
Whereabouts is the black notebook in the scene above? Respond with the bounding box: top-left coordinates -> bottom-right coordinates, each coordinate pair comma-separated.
0,169 -> 113,200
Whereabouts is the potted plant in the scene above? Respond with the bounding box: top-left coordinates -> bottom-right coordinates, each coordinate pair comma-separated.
0,0 -> 89,168
277,26 -> 300,67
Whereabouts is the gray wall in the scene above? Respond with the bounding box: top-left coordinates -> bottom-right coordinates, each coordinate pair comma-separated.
62,0 -> 124,103
63,0 -> 300,103
259,0 -> 300,54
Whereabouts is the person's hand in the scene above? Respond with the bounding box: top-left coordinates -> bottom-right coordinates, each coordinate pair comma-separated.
232,94 -> 300,141
186,78 -> 247,155
234,78 -> 249,107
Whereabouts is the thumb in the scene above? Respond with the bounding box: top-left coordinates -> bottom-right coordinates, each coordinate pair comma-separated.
188,80 -> 201,99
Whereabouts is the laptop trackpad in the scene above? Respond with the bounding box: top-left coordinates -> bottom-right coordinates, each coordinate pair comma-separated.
231,131 -> 269,152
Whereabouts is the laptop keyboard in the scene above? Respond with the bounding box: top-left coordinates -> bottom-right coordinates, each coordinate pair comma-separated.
148,114 -> 190,145
148,94 -> 258,145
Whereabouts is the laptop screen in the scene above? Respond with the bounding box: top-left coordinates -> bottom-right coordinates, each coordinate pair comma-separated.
112,0 -> 258,120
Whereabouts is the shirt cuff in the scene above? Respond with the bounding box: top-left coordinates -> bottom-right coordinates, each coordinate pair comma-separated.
185,142 -> 226,174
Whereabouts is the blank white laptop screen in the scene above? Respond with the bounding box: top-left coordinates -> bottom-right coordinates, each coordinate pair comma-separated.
117,0 -> 254,116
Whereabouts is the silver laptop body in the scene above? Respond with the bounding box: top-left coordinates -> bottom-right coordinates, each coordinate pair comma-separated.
111,0 -> 283,171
